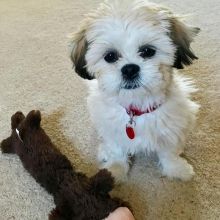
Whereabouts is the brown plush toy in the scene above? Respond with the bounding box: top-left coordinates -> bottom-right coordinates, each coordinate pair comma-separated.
1,110 -> 131,220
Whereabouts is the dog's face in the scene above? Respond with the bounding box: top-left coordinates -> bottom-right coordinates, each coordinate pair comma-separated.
71,0 -> 199,96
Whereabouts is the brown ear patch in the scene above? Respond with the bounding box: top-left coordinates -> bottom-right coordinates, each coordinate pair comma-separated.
70,31 -> 94,80
169,17 -> 200,69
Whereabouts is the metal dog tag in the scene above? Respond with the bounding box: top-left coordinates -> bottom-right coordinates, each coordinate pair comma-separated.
126,112 -> 135,140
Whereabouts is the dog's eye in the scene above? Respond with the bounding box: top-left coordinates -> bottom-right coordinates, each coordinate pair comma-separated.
139,46 -> 156,59
104,51 -> 119,63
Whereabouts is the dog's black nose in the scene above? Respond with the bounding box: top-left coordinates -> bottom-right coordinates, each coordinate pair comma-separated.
121,64 -> 140,80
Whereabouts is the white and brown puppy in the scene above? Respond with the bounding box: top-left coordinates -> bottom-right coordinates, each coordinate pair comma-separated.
70,0 -> 200,181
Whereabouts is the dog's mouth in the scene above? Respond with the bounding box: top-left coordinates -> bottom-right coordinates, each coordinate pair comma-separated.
123,84 -> 140,90
121,80 -> 141,90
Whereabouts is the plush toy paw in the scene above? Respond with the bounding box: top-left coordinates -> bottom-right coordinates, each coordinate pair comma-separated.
1,137 -> 13,153
89,169 -> 115,195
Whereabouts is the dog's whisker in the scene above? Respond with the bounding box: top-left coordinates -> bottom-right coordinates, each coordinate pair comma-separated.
137,79 -> 152,94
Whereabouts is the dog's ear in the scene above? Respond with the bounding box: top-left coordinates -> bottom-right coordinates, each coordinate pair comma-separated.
169,17 -> 200,69
70,28 -> 94,80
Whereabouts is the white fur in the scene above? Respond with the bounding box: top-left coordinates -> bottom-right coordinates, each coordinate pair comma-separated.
72,0 -> 199,181
87,74 -> 198,181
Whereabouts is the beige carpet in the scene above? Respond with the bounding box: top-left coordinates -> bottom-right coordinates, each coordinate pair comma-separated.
0,0 -> 219,219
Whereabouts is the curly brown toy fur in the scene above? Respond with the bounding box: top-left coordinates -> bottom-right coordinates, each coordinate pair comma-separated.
1,110 -> 129,220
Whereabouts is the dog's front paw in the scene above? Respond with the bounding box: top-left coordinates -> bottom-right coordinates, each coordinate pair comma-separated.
160,156 -> 195,181
98,144 -> 129,183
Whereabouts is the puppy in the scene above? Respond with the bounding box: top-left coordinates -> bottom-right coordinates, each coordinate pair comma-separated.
70,0 -> 200,181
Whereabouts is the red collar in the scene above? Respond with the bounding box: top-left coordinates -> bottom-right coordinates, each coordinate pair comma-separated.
126,103 -> 160,116
125,103 -> 161,140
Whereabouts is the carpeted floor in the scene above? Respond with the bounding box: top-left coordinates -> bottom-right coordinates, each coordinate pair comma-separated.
0,0 -> 219,219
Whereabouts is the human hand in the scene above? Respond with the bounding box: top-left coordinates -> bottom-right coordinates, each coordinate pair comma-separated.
105,207 -> 135,220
